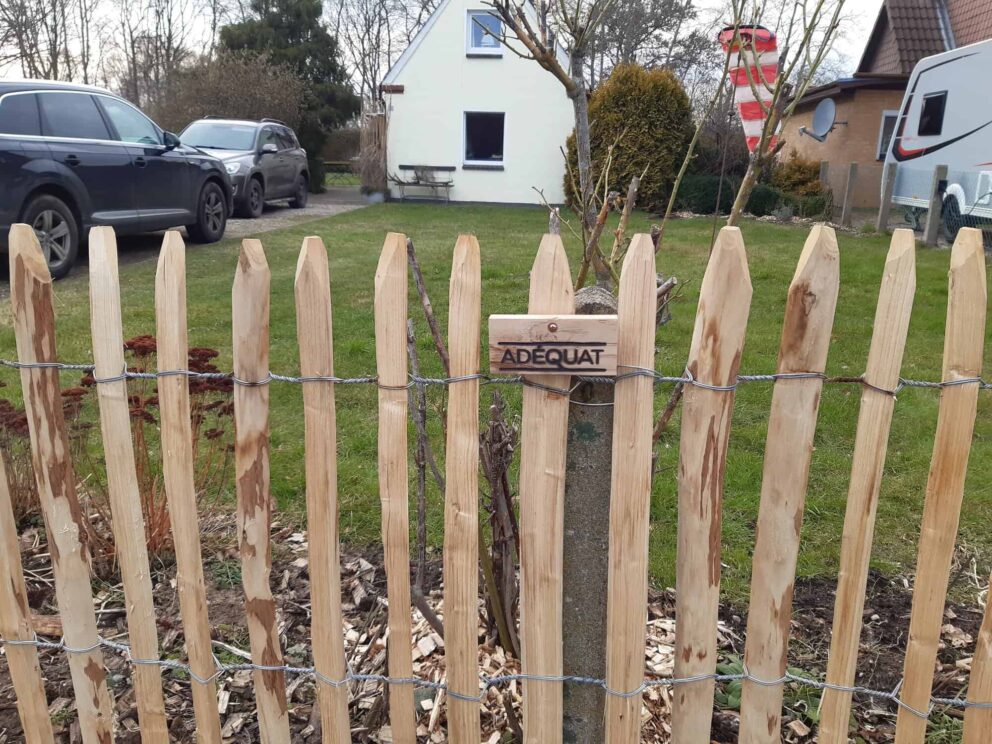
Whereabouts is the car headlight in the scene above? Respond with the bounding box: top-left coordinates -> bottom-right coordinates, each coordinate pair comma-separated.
225,162 -> 242,175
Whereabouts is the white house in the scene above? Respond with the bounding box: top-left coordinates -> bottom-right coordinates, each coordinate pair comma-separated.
380,0 -> 574,204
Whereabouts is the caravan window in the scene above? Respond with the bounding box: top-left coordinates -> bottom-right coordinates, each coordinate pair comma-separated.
464,112 -> 504,165
877,110 -> 899,160
918,92 -> 947,137
467,11 -> 502,56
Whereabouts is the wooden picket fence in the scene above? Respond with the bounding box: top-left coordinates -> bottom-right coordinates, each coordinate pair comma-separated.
0,220 -> 990,744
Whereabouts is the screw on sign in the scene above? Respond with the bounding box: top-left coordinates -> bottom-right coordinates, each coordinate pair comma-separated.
719,25 -> 779,153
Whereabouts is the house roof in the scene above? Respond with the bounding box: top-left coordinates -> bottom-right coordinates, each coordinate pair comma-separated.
791,75 -> 909,109
946,0 -> 992,47
381,0 -> 454,86
794,0 -> 991,107
857,0 -> 954,76
381,0 -> 568,88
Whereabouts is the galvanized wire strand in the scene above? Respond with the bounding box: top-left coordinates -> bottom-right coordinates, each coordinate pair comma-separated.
2,358 -> 990,394
0,633 -> 987,717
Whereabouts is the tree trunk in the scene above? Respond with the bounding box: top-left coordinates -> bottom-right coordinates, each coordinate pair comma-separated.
569,61 -> 595,235
569,55 -> 614,290
728,160 -> 759,226
562,285 -> 616,744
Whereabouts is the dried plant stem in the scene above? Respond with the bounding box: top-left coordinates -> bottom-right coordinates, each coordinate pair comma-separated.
406,238 -> 450,377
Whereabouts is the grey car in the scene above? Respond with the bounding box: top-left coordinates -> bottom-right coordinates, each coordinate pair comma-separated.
180,118 -> 309,218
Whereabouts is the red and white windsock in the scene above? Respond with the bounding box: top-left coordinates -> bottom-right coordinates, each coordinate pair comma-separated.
719,25 -> 779,153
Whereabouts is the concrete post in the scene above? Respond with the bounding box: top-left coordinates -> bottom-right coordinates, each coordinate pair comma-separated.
923,164 -> 948,246
876,162 -> 898,233
840,162 -> 858,227
562,284 -> 616,744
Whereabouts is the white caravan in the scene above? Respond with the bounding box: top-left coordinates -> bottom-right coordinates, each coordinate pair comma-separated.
884,38 -> 992,240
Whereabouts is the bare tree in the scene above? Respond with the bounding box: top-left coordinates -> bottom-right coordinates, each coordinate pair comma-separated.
583,0 -> 701,87
487,0 -> 620,287
327,0 -> 438,102
106,0 -> 194,107
0,0 -> 74,79
332,0 -> 395,101
391,0 -> 440,44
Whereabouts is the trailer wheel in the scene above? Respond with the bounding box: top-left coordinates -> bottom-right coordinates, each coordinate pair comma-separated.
941,197 -> 963,243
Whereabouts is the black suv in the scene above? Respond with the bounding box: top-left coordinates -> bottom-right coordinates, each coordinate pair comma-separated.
180,118 -> 309,218
0,81 -> 233,278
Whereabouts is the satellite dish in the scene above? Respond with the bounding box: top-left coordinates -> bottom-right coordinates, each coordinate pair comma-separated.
800,98 -> 837,142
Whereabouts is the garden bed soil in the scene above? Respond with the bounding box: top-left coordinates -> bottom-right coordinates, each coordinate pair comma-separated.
0,521 -> 984,743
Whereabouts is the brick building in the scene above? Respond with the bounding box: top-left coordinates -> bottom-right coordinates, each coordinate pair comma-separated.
780,0 -> 992,209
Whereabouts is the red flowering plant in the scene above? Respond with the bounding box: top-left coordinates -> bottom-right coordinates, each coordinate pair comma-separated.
72,335 -> 234,565
0,382 -> 38,523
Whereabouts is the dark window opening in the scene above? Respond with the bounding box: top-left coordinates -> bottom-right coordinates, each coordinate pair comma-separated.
465,112 -> 504,163
0,93 -> 41,136
918,92 -> 947,137
39,92 -> 111,140
878,112 -> 898,160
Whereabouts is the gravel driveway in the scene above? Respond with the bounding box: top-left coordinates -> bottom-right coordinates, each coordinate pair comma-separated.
0,191 -> 366,294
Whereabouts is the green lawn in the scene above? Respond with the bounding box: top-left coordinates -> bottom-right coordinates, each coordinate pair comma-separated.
1,203 -> 990,600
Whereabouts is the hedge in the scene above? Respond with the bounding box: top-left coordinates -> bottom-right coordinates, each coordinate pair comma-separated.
564,64 -> 693,212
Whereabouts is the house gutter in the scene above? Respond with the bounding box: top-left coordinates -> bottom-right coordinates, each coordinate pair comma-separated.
934,0 -> 956,51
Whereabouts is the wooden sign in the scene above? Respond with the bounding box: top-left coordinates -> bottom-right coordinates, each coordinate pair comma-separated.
488,314 -> 618,376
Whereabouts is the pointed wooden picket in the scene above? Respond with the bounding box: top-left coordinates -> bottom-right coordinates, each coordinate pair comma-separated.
738,225 -> 839,742
6,216 -> 992,744
295,236 -> 351,744
232,239 -> 291,744
519,234 -> 575,744
443,235 -> 483,743
672,226 -> 752,744
818,229 -> 916,743
9,223 -> 116,744
603,234 -> 659,744
0,455 -> 54,744
964,571 -> 992,742
88,227 -> 169,742
155,231 -> 224,744
895,227 -> 987,743
374,232 -> 418,744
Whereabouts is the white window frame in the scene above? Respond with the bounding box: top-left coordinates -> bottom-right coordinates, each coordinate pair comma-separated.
877,109 -> 899,161
463,111 -> 505,167
466,10 -> 503,56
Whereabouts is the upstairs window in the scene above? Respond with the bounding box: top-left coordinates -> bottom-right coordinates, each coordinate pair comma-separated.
918,92 -> 946,137
464,112 -> 504,166
467,10 -> 502,56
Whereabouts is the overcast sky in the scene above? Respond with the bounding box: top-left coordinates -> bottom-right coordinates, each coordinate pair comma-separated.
697,0 -> 885,76
0,0 -> 887,83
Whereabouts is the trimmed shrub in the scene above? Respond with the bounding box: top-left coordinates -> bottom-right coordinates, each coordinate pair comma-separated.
771,152 -> 824,196
675,174 -> 736,214
565,64 -> 693,211
746,184 -> 782,216
776,190 -> 832,219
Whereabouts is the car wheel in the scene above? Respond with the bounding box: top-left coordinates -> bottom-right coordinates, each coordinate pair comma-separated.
290,175 -> 309,209
941,197 -> 963,243
237,178 -> 264,219
187,181 -> 227,243
21,194 -> 79,280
